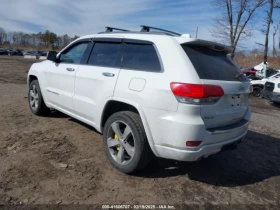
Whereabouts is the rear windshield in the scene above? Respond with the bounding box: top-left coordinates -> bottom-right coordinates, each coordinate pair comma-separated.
182,45 -> 247,81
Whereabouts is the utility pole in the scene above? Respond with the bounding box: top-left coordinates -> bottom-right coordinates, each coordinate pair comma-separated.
195,27 -> 198,38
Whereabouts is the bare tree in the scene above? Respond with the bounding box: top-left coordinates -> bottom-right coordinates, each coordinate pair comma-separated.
211,0 -> 265,59
7,32 -> 14,44
0,27 -> 6,46
262,0 -> 280,63
272,23 -> 279,57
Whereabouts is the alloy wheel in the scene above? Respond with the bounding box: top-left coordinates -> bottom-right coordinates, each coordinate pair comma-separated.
29,85 -> 39,111
107,121 -> 135,165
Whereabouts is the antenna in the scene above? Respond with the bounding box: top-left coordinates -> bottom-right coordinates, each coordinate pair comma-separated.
140,25 -> 181,36
105,27 -> 130,32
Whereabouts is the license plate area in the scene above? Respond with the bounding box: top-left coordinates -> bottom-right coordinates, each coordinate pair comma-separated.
228,94 -> 242,107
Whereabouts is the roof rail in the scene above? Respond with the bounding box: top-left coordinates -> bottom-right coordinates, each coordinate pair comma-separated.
105,27 -> 130,32
140,25 -> 181,36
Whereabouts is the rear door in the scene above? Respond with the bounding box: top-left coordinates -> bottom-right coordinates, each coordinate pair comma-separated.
73,38 -> 122,125
182,45 -> 250,129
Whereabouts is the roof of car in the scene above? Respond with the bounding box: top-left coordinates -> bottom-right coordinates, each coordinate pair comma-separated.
77,32 -> 233,53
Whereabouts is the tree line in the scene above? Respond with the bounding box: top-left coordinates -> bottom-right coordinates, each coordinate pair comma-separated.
211,0 -> 280,61
0,28 -> 79,50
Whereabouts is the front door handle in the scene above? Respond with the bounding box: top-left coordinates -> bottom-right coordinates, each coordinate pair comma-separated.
66,68 -> 75,72
102,72 -> 115,77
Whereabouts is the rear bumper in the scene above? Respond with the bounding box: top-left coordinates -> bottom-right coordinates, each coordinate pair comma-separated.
263,90 -> 280,102
154,134 -> 246,161
142,106 -> 251,161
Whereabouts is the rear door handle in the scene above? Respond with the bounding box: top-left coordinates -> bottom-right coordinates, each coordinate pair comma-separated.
102,72 -> 115,77
66,68 -> 75,72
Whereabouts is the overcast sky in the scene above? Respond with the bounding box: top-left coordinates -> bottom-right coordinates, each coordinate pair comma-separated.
0,0 -> 279,49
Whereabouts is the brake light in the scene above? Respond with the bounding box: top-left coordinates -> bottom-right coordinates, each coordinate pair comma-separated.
186,141 -> 202,147
170,82 -> 224,104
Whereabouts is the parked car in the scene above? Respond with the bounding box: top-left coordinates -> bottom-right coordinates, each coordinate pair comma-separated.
23,51 -> 36,56
37,51 -> 48,58
7,49 -> 23,56
40,51 -> 48,57
250,72 -> 280,97
0,48 -> 8,55
23,50 -> 47,59
263,77 -> 280,104
27,26 -> 251,173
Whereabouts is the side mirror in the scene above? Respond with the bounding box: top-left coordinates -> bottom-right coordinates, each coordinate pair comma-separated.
47,51 -> 58,62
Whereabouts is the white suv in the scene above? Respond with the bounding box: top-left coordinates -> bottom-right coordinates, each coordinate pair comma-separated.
27,26 -> 251,173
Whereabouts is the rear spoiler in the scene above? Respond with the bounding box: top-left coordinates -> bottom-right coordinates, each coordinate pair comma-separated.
175,37 -> 233,54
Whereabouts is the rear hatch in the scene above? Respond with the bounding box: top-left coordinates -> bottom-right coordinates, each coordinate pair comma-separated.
181,44 -> 250,129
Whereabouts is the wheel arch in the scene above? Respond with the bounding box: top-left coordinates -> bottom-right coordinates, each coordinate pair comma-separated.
28,74 -> 38,86
27,73 -> 49,108
100,99 -> 158,156
101,100 -> 140,132
252,84 -> 264,88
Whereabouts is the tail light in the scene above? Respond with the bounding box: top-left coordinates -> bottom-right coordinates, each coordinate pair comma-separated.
170,82 -> 224,104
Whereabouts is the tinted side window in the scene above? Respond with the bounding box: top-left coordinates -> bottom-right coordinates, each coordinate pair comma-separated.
122,43 -> 161,72
60,42 -> 89,64
88,42 -> 121,68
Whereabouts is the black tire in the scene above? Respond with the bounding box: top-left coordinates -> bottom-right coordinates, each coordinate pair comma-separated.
103,111 -> 154,174
28,80 -> 49,116
252,86 -> 262,97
